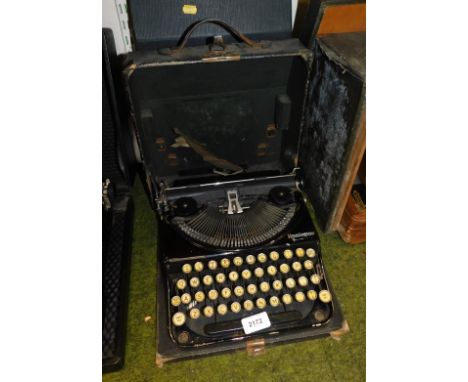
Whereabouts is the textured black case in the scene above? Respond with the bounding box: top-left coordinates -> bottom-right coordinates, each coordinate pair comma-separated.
128,0 -> 292,50
102,29 -> 135,373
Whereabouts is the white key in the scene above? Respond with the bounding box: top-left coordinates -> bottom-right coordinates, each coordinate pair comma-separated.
257,253 -> 267,263
229,271 -> 239,282
267,265 -> 277,276
241,269 -> 252,280
220,258 -> 230,268
282,294 -> 293,305
254,267 -> 264,278
189,277 -> 200,288
194,291 -> 205,302
217,304 -> 228,315
295,248 -> 305,257
269,251 -> 280,261
208,260 -> 218,270
298,276 -> 309,287
171,296 -> 181,307
176,279 -> 187,290
221,287 -> 231,299
272,279 -> 283,291
285,278 -> 296,289
259,281 -> 270,293
181,293 -> 191,304
306,248 -> 316,258
247,284 -> 258,295
295,291 -> 306,302
243,300 -> 254,311
189,308 -> 200,319
307,290 -> 317,300
208,289 -> 219,300
181,263 -> 192,274
310,274 -> 321,285
279,263 -> 290,274
319,290 -> 332,303
194,261 -> 204,272
303,260 -> 314,270
234,286 -> 244,297
246,255 -> 256,265
215,273 -> 226,284
233,256 -> 243,266
283,249 -> 293,259
231,301 -> 241,313
203,274 -> 214,286
269,296 -> 280,307
203,306 -> 214,317
172,312 -> 186,326
292,261 -> 302,272
256,298 -> 267,309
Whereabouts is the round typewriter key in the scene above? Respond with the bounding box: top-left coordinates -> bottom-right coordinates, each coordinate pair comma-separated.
279,263 -> 290,274
208,260 -> 218,270
285,278 -> 296,289
269,296 -> 280,307
221,287 -> 231,299
295,291 -> 306,303
307,290 -> 318,300
246,255 -> 256,265
217,304 -> 228,315
171,295 -> 181,307
283,249 -> 293,259
229,271 -> 239,282
194,261 -> 204,272
203,306 -> 214,318
189,277 -> 200,288
310,274 -> 321,285
247,284 -> 257,295
220,258 -> 230,268
208,289 -> 219,300
231,301 -> 242,313
259,281 -> 270,293
181,263 -> 192,274
319,290 -> 332,303
282,294 -> 293,305
292,261 -> 302,272
233,256 -> 243,266
256,298 -> 267,309
203,274 -> 214,286
267,265 -> 277,276
176,279 -> 187,290
272,279 -> 283,291
241,269 -> 252,280
234,286 -> 244,297
215,273 -> 226,284
243,300 -> 254,311
257,253 -> 267,263
194,291 -> 205,302
190,308 -> 201,320
303,260 -> 314,270
269,251 -> 280,261
306,248 -> 316,258
298,276 -> 309,287
181,293 -> 191,304
254,267 -> 264,278
172,312 -> 186,326
295,248 -> 305,257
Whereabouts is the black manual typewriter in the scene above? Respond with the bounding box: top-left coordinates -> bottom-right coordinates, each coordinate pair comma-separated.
123,19 -> 348,363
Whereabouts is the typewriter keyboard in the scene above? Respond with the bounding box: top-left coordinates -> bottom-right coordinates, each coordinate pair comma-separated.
165,244 -> 335,346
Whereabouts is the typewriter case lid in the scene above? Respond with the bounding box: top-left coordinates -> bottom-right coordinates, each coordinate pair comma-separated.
124,20 -> 314,206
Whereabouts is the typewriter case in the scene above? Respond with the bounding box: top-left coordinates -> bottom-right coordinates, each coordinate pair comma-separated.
123,20 -> 350,364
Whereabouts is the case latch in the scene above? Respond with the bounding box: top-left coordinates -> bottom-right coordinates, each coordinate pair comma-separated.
102,178 -> 113,210
246,338 -> 265,357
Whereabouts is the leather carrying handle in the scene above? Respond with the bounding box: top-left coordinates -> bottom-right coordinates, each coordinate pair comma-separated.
175,18 -> 262,50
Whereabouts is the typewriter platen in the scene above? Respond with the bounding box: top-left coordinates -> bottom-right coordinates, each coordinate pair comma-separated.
159,173 -> 339,347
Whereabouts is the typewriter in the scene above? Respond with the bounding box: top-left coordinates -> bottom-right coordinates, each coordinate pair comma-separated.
123,18 -> 353,362
161,176 -> 338,347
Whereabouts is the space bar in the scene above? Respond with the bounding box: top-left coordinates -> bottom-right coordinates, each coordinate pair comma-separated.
205,311 -> 303,336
